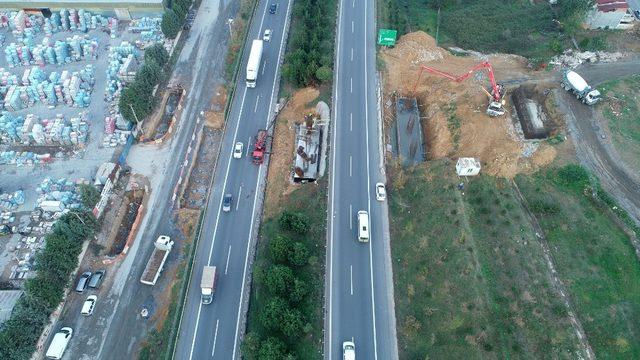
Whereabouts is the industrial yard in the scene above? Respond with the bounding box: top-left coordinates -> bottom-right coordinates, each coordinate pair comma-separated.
0,8 -> 169,334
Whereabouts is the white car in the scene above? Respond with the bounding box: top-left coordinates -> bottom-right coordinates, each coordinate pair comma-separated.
263,29 -> 272,42
375,183 -> 386,201
233,142 -> 244,159
81,295 -> 97,316
343,341 -> 355,360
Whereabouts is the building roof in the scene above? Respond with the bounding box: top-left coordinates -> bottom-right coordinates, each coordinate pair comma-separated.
596,0 -> 629,11
586,9 -> 632,28
0,290 -> 23,324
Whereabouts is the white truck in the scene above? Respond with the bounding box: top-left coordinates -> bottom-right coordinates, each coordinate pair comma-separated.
200,266 -> 217,304
246,39 -> 264,88
561,70 -> 601,105
140,236 -> 174,286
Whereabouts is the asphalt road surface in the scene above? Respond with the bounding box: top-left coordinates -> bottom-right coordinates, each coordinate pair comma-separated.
173,0 -> 292,359
325,0 -> 399,359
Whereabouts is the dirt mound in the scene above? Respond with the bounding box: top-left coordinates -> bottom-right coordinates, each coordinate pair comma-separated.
382,31 -> 555,178
205,86 -> 228,129
264,87 -> 319,217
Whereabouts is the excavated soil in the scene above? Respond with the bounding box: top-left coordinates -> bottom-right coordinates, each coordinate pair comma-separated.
264,87 -> 319,217
205,85 -> 228,129
381,31 -> 558,178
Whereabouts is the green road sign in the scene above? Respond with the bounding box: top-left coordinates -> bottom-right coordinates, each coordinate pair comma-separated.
377,29 -> 397,46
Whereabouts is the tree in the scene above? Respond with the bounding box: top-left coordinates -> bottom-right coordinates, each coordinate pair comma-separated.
315,66 -> 332,83
79,183 -> 100,208
258,337 -> 289,360
144,43 -> 169,67
161,9 -> 182,39
264,265 -> 294,296
259,296 -> 288,330
119,80 -> 153,123
289,278 -> 308,303
241,332 -> 261,360
281,308 -> 304,338
288,242 -> 309,267
278,210 -> 310,234
137,61 -> 163,90
269,234 -> 292,264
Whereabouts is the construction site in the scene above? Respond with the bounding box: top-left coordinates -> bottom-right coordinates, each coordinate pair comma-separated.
381,31 -> 562,177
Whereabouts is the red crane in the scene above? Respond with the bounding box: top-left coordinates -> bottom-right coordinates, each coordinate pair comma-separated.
252,129 -> 268,164
411,61 -> 505,117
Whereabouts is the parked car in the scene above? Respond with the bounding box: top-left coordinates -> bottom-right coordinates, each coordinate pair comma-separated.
269,3 -> 277,14
88,269 -> 106,289
75,271 -> 92,293
233,142 -> 244,159
45,327 -> 73,359
223,194 -> 233,212
81,295 -> 97,316
263,29 -> 272,42
375,183 -> 386,201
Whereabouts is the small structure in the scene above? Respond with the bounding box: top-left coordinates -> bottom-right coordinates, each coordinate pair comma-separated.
456,157 -> 481,176
94,162 -> 121,187
586,0 -> 636,29
293,112 -> 325,183
0,290 -> 23,325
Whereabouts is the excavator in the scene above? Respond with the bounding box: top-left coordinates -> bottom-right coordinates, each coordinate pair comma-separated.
412,60 -> 506,117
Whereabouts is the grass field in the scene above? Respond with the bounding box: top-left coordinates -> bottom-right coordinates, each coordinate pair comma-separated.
516,165 -> 640,358
599,75 -> 640,172
243,181 -> 327,359
389,161 -> 581,359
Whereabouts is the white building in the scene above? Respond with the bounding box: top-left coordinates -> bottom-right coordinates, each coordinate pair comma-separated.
456,157 -> 481,176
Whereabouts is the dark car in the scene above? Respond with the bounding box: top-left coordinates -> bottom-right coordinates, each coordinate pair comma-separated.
222,194 -> 232,212
269,3 -> 277,14
88,269 -> 106,289
75,271 -> 92,293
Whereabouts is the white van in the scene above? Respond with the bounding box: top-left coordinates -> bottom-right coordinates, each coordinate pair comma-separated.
45,327 -> 73,359
357,211 -> 369,242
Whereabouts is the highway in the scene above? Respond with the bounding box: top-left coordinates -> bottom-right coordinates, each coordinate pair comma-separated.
325,0 -> 399,359
174,0 -> 292,359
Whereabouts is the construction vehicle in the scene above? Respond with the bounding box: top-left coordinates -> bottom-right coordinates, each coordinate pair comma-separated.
140,236 -> 174,286
200,266 -> 217,305
246,40 -> 264,88
413,61 -> 506,117
252,129 -> 269,164
561,70 -> 601,105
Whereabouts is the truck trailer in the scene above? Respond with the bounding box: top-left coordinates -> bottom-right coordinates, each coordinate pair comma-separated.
201,266 -> 217,304
246,39 -> 264,88
561,70 -> 601,105
140,236 -> 174,286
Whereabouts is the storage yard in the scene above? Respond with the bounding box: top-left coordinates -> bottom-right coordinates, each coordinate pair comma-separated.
0,9 -> 168,285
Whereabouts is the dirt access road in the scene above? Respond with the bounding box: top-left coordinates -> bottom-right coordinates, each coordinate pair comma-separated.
558,59 -> 640,224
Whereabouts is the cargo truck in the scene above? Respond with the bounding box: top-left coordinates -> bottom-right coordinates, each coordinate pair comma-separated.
140,236 -> 174,286
561,70 -> 601,105
246,39 -> 264,88
200,266 -> 217,304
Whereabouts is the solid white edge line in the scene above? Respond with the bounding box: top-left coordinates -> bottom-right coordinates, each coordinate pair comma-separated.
231,0 -> 292,357
328,0 -> 346,357
187,0 -> 272,358
364,0 -> 379,357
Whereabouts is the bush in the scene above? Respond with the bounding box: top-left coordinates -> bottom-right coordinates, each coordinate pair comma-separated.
315,66 -> 332,83
79,183 -> 101,208
259,297 -> 288,330
258,337 -> 290,360
269,234 -> 292,263
288,242 -> 309,267
264,265 -> 294,296
554,164 -> 590,191
278,211 -> 310,234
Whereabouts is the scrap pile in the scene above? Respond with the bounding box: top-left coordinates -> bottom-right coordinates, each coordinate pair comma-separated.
104,41 -> 138,100
35,177 -> 83,213
4,35 -> 99,67
0,150 -> 53,166
0,189 -> 25,211
128,17 -> 165,45
0,112 -> 89,146
0,9 -> 116,36
0,64 -> 95,110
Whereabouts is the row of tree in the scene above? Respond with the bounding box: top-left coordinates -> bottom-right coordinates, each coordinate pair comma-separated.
118,43 -> 170,123
0,210 -> 99,360
242,211 -> 316,359
161,0 -> 194,39
282,0 -> 336,87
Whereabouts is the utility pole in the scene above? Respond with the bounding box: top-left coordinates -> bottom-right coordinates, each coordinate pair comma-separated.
435,7 -> 441,47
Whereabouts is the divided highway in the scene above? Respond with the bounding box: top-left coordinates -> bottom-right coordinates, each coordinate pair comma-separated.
174,0 -> 292,358
325,0 -> 399,359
